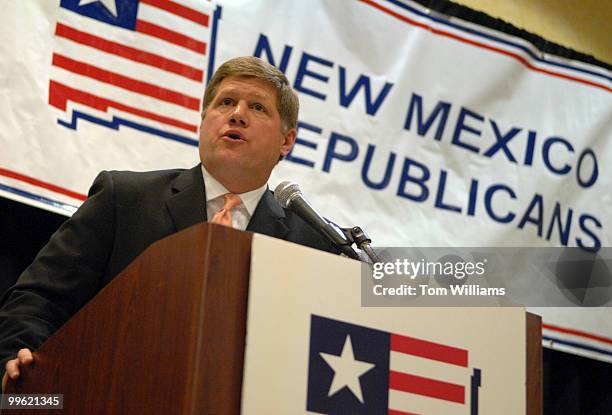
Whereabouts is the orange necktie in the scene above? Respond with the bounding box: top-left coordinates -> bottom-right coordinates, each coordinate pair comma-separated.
211,193 -> 241,227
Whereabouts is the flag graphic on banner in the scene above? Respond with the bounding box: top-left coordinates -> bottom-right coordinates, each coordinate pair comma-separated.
307,315 -> 482,415
48,0 -> 220,146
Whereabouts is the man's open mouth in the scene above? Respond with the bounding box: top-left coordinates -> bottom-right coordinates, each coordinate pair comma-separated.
223,131 -> 245,141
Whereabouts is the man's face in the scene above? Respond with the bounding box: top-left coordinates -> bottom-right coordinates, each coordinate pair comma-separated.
198,76 -> 296,190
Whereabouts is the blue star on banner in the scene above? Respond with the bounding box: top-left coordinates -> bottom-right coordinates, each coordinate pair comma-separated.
60,0 -> 139,29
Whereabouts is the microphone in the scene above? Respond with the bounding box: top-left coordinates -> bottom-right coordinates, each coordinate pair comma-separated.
274,181 -> 359,259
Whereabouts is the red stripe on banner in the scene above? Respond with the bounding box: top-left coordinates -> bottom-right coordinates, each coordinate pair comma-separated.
140,0 -> 209,27
55,23 -> 203,82
543,323 -> 612,346
51,53 -> 200,111
0,168 -> 87,201
360,0 -> 611,93
391,333 -> 468,367
389,370 -> 465,404
136,19 -> 207,55
388,410 -> 422,415
48,80 -> 198,133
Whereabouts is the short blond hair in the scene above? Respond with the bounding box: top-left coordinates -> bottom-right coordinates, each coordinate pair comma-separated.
202,56 -> 299,132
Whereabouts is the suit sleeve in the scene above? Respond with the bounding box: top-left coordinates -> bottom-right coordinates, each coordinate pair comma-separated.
0,171 -> 116,367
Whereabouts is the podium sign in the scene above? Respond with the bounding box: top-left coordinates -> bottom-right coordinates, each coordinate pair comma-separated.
242,235 -> 526,414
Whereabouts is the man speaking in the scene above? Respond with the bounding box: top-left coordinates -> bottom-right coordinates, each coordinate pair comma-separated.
1,56 -> 338,389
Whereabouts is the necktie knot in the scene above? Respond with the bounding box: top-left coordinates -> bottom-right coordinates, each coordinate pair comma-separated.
211,193 -> 241,227
222,193 -> 241,210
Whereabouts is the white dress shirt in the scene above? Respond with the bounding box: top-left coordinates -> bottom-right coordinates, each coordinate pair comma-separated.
201,165 -> 267,230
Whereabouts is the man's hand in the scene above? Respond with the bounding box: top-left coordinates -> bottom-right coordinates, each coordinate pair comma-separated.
2,349 -> 34,392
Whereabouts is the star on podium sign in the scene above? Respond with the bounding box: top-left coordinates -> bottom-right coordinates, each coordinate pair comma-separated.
319,334 -> 376,403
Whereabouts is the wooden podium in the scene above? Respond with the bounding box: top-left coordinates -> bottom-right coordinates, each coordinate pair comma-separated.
4,223 -> 542,414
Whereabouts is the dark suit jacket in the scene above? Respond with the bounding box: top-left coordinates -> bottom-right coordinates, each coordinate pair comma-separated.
0,165 -> 336,366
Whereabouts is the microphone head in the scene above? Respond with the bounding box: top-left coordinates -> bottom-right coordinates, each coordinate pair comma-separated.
274,181 -> 302,208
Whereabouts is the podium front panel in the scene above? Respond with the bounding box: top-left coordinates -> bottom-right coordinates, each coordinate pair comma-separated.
241,234 -> 526,415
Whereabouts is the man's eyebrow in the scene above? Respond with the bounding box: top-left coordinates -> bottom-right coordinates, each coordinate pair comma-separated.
216,88 -> 271,100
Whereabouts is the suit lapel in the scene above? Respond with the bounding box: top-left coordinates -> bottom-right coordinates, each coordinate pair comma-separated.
247,190 -> 289,239
166,165 -> 207,232
165,167 -> 287,238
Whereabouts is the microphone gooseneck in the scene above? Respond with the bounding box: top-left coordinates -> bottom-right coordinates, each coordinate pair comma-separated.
274,181 -> 359,259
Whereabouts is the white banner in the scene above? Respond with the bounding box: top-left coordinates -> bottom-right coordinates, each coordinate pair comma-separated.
1,0 -> 610,360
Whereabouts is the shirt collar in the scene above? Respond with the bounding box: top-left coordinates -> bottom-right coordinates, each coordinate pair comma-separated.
201,164 -> 267,216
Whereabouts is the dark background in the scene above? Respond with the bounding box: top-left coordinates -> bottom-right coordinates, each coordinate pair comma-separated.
1,195 -> 611,414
